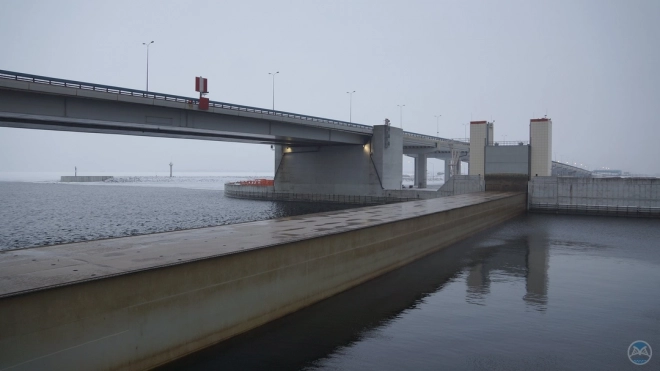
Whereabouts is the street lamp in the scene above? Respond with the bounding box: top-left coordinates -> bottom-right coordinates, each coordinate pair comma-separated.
462,123 -> 468,140
142,41 -> 154,91
434,115 -> 441,137
397,104 -> 405,130
347,90 -> 356,123
268,71 -> 279,110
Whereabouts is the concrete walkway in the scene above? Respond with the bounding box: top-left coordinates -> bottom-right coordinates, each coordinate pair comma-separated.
0,192 -> 520,298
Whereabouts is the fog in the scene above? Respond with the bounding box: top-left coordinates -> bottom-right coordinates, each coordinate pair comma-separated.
1,0 -> 659,175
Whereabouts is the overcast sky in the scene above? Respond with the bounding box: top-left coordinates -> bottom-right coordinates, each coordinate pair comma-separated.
1,0 -> 659,175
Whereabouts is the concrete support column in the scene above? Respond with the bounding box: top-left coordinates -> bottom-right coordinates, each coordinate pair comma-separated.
414,153 -> 427,188
530,118 -> 552,177
272,125 -> 402,195
444,159 -> 451,182
372,125 -> 403,190
456,161 -> 462,175
273,145 -> 284,186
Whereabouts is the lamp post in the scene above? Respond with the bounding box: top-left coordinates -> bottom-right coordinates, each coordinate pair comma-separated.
347,90 -> 355,123
142,41 -> 154,91
462,123 -> 468,140
397,104 -> 405,130
268,71 -> 279,110
434,115 -> 441,137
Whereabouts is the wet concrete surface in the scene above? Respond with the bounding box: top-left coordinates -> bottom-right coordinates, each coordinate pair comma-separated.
0,192 -> 520,298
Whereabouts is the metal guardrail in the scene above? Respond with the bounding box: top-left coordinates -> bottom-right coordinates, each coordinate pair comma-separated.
0,69 -> 373,131
0,69 -> 461,144
492,141 -> 529,146
225,188 -> 416,205
403,132 -> 467,145
529,203 -> 660,218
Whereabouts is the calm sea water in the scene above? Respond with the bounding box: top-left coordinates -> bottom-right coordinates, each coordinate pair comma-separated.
0,181 -> 356,250
2,180 -> 659,369
162,214 -> 660,371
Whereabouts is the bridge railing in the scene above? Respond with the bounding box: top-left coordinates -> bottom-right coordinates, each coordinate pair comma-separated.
403,132 -> 469,145
551,161 -> 591,173
0,69 -> 464,142
0,69 -> 373,132
450,138 -> 470,143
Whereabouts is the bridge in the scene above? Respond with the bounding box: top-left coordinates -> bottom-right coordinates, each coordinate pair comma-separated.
551,161 -> 592,177
0,70 -> 593,194
0,69 -> 469,194
0,70 -> 467,150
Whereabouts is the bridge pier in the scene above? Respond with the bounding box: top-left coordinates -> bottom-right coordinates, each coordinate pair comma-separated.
274,125 -> 403,195
414,154 -> 427,188
444,160 -> 451,182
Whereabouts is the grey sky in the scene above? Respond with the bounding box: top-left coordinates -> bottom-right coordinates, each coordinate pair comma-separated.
1,0 -> 659,174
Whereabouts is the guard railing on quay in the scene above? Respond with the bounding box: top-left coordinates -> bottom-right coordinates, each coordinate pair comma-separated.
224,188 -> 417,205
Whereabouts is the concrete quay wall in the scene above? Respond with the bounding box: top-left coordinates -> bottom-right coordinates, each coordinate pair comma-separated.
0,193 -> 525,371
61,176 -> 113,182
437,175 -> 485,197
224,183 -> 436,204
528,177 -> 660,216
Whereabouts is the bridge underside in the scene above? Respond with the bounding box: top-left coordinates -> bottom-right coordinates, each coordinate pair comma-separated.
0,74 -> 474,194
0,88 -> 368,146
274,125 -> 404,195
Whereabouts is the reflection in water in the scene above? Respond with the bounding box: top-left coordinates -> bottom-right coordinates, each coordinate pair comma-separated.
160,232 -> 474,370
525,232 -> 549,310
161,215 -> 660,370
464,233 -> 549,311
466,263 -> 490,305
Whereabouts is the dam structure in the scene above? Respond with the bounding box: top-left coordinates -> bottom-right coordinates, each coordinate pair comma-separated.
0,191 -> 526,370
2,69 -> 657,370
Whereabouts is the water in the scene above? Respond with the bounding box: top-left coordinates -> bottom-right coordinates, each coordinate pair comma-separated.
2,178 -> 659,369
161,214 -> 660,370
0,179 -> 356,250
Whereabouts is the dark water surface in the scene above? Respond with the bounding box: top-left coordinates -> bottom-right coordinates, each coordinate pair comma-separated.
0,182 -> 356,250
162,214 -> 660,371
2,182 -> 659,370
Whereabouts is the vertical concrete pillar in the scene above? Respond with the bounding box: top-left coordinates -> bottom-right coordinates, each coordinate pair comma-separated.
444,159 -> 451,182
456,160 -> 462,175
530,118 -> 552,177
468,121 -> 494,176
273,145 -> 284,185
414,154 -> 427,188
372,125 -> 403,190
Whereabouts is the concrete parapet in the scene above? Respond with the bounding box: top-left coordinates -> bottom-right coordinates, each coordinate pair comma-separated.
485,174 -> 529,192
0,192 -> 526,370
528,176 -> 660,215
224,183 -> 420,204
60,176 -> 113,182
437,175 -> 484,197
